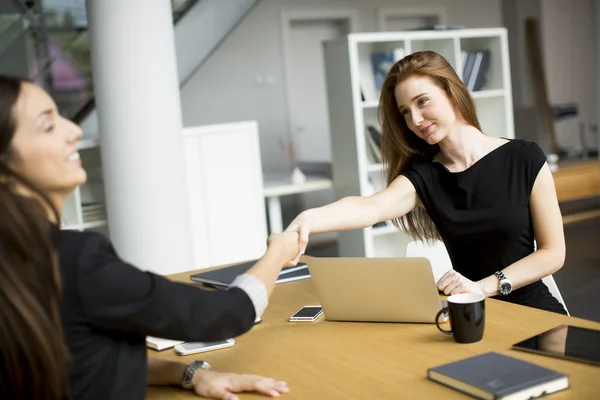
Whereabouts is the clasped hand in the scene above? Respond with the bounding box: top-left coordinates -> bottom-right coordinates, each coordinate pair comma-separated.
437,270 -> 484,296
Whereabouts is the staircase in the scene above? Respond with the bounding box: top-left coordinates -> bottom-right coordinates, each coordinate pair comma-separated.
0,0 -> 260,132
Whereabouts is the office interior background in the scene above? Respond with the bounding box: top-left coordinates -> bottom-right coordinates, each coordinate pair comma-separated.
1,0 -> 599,321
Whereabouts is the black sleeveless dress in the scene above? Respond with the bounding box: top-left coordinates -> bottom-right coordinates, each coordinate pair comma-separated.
402,139 -> 567,314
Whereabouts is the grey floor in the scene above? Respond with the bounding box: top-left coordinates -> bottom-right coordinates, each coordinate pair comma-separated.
306,218 -> 600,323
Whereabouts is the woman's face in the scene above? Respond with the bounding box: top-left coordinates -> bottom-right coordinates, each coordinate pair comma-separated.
8,82 -> 86,199
394,76 -> 458,145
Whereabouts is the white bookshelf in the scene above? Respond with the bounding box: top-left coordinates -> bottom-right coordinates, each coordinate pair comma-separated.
323,28 -> 514,258
61,139 -> 109,235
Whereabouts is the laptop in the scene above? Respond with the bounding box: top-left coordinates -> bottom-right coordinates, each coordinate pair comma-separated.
308,256 -> 444,323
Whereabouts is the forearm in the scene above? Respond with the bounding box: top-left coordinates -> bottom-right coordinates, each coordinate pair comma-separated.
479,248 -> 564,297
147,358 -> 187,386
302,196 -> 377,234
245,245 -> 293,297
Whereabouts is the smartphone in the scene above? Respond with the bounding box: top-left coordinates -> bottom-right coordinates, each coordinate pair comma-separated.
289,305 -> 323,322
174,339 -> 235,356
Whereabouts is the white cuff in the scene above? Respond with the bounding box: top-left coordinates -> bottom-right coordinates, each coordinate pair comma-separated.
230,274 -> 268,318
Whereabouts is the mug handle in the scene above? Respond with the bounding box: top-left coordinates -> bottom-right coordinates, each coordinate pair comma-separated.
435,308 -> 452,335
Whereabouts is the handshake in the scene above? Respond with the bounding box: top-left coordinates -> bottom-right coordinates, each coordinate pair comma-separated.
267,212 -> 312,265
266,231 -> 303,265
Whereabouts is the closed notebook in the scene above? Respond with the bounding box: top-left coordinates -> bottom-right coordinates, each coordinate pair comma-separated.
190,260 -> 309,289
146,337 -> 184,351
428,352 -> 569,400
147,316 -> 262,351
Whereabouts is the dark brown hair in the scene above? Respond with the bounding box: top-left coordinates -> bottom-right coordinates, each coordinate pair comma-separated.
378,51 -> 481,242
0,75 -> 69,399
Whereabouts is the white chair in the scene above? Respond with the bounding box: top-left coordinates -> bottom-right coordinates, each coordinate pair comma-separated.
534,240 -> 570,316
404,240 -> 452,283
404,239 -> 570,316
541,275 -> 570,316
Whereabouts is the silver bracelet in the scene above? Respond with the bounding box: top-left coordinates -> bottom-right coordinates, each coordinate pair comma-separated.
181,360 -> 212,389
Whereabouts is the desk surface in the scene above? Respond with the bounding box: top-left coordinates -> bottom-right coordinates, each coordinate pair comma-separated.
553,159 -> 600,202
147,265 -> 600,399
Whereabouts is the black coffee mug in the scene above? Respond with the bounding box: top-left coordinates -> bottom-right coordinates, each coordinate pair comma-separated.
435,293 -> 485,344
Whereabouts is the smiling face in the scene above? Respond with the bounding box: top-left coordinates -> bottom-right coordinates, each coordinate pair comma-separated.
394,75 -> 460,145
7,82 -> 86,202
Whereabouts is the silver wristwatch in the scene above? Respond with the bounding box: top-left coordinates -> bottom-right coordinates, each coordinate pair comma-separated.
181,360 -> 211,389
494,271 -> 512,296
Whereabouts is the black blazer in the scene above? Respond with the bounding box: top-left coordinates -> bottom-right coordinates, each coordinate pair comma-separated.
58,230 -> 255,400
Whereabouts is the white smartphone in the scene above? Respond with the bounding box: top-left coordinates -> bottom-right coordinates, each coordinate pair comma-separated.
289,305 -> 323,322
174,339 -> 235,356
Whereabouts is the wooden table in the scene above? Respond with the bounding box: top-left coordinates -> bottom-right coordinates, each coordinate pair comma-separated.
553,160 -> 600,203
147,266 -> 600,399
553,160 -> 600,224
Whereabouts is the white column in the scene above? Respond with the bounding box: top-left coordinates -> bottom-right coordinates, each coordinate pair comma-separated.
86,0 -> 194,275
266,196 -> 283,234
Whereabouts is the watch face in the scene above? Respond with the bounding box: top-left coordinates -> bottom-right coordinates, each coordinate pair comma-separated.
500,281 -> 512,295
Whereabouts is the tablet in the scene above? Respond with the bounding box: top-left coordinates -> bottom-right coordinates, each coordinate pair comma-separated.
512,325 -> 600,366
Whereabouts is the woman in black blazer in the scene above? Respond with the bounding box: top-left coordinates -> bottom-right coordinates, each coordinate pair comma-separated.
0,75 -> 296,400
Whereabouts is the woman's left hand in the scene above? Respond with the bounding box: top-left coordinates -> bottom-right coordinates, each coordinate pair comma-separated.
192,369 -> 289,400
437,270 -> 484,296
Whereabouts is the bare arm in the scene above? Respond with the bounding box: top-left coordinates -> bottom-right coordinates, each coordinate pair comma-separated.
244,232 -> 299,298
226,232 -> 300,319
479,163 -> 565,296
286,175 -> 419,254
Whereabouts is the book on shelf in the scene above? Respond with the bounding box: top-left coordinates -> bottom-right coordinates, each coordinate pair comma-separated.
190,260 -> 310,290
83,214 -> 106,223
81,201 -> 106,223
428,352 -> 569,400
462,49 -> 491,92
365,125 -> 382,163
370,48 -> 406,94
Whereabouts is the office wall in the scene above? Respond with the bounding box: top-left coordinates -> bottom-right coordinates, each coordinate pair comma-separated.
541,0 -> 597,129
180,0 -> 503,174
503,0 -> 598,148
501,0 -> 541,109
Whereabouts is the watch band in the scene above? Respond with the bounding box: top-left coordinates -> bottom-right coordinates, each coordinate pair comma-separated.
494,271 -> 512,296
494,271 -> 507,281
181,360 -> 211,390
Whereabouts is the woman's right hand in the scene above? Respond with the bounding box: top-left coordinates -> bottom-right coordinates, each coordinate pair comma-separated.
284,213 -> 312,265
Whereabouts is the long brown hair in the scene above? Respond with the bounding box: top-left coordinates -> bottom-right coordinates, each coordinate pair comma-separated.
379,51 -> 481,242
0,76 -> 69,398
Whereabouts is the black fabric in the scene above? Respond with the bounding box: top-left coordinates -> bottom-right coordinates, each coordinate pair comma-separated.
402,139 -> 566,314
58,230 -> 256,400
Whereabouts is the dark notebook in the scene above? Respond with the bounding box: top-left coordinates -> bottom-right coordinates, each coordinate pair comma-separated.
428,352 -> 569,400
190,260 -> 309,290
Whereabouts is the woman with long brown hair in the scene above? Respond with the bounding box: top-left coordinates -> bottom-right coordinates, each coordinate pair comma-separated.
0,78 -> 69,399
286,50 -> 567,314
0,74 -> 296,399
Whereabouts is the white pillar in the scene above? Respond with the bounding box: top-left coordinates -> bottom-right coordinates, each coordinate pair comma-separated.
86,0 -> 194,275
